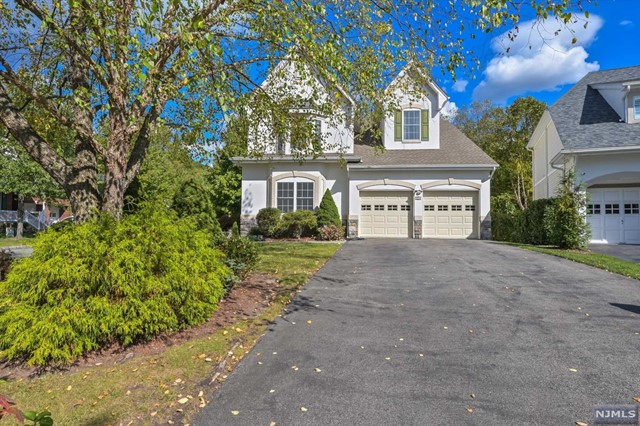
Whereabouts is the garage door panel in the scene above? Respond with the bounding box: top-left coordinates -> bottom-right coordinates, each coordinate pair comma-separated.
360,191 -> 412,238
423,191 -> 478,239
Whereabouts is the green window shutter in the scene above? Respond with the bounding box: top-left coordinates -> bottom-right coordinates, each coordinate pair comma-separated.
394,110 -> 402,141
421,109 -> 429,141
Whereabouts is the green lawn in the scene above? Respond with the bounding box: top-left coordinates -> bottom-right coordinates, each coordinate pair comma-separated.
0,236 -> 35,248
511,243 -> 640,280
0,241 -> 341,426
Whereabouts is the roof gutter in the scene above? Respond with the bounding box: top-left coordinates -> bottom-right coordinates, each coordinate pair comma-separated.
559,146 -> 640,155
347,164 -> 498,171
231,155 -> 362,164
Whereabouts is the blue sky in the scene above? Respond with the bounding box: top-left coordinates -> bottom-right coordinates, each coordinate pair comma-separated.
437,0 -> 640,112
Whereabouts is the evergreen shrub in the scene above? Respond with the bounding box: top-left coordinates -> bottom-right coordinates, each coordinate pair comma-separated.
278,210 -> 317,238
256,208 -> 282,237
316,189 -> 341,228
0,204 -> 230,366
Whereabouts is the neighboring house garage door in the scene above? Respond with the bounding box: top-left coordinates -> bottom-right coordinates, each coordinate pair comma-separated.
360,191 -> 412,238
587,188 -> 640,244
423,191 -> 478,239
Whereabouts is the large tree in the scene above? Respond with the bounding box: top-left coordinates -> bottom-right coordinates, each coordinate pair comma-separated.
0,0 -> 592,222
454,97 -> 546,210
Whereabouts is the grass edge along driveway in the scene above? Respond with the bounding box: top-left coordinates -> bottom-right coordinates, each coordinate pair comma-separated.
509,242 -> 640,281
0,241 -> 341,426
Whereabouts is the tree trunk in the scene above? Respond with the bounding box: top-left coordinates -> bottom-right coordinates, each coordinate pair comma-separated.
16,194 -> 24,238
102,157 -> 128,219
65,138 -> 101,222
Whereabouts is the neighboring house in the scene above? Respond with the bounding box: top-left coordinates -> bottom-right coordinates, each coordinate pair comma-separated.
0,192 -> 70,230
528,65 -> 640,244
235,60 -> 497,239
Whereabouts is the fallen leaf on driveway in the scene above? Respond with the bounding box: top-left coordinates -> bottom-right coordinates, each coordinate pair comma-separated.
470,394 -> 475,399
443,326 -> 448,330
385,357 -> 391,360
300,407 -> 308,412
307,320 -> 313,324
314,368 -> 322,373
569,368 -> 578,373
575,421 -> 588,426
633,397 -> 640,403
231,410 -> 240,415
466,408 -> 473,413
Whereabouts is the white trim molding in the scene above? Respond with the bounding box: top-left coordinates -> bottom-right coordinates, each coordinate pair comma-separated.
421,179 -> 481,190
356,179 -> 417,191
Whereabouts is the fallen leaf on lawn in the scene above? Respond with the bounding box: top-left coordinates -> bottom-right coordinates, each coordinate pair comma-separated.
199,397 -> 206,408
235,328 -> 243,332
126,390 -> 131,395
67,385 -> 72,391
223,330 -> 228,335
98,391 -> 109,400
204,358 -> 212,362
178,398 -> 189,405
300,407 -> 308,412
575,421 -> 588,426
132,368 -> 138,372
198,391 -> 204,397
164,390 -> 170,395
633,397 -> 640,403
231,410 -> 240,415
314,368 -> 322,373
466,408 -> 473,413
150,411 -> 157,417
569,368 -> 578,372
198,354 -> 206,359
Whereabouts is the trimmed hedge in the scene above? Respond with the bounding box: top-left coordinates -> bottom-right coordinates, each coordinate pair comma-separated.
0,205 -> 230,366
278,210 -> 317,238
256,208 -> 282,237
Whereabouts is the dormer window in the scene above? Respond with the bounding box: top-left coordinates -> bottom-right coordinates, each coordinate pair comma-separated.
394,109 -> 429,142
634,96 -> 640,120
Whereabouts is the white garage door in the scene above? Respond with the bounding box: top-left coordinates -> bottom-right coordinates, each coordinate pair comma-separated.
360,191 -> 412,238
423,191 -> 478,239
587,188 -> 640,244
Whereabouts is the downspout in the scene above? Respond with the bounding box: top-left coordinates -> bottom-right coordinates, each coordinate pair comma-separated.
624,85 -> 630,123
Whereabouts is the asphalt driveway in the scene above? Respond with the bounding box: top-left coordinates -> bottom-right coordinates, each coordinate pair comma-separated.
194,240 -> 640,426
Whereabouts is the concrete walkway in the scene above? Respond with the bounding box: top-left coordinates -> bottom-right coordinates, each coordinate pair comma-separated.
194,240 -> 640,426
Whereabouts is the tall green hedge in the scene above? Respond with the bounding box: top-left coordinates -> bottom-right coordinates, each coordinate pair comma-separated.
0,205 -> 230,366
490,171 -> 589,249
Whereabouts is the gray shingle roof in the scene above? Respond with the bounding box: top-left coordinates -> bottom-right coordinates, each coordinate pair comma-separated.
353,118 -> 497,167
549,66 -> 640,150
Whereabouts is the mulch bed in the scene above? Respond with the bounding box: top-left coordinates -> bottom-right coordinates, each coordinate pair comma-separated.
0,273 -> 281,380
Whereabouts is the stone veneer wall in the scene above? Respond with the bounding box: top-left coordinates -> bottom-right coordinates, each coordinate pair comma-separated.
240,215 -> 257,235
480,213 -> 492,240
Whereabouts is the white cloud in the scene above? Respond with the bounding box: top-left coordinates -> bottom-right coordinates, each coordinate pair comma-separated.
620,20 -> 633,26
441,101 -> 458,120
451,79 -> 469,93
473,14 -> 603,103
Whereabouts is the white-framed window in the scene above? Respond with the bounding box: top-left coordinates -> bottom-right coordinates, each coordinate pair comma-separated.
424,205 -> 435,211
403,109 -> 421,141
275,133 -> 286,154
438,205 -> 448,211
276,180 -> 314,212
388,205 -> 398,211
465,205 -> 476,211
401,205 -> 411,211
634,96 -> 640,120
361,204 -> 372,211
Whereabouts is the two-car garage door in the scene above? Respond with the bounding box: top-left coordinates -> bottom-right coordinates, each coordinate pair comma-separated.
359,190 -> 478,239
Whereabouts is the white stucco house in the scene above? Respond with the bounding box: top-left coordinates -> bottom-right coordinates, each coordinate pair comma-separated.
236,59 -> 497,239
528,65 -> 640,244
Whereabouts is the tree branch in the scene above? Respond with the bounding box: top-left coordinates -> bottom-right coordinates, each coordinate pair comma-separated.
0,84 -> 70,186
